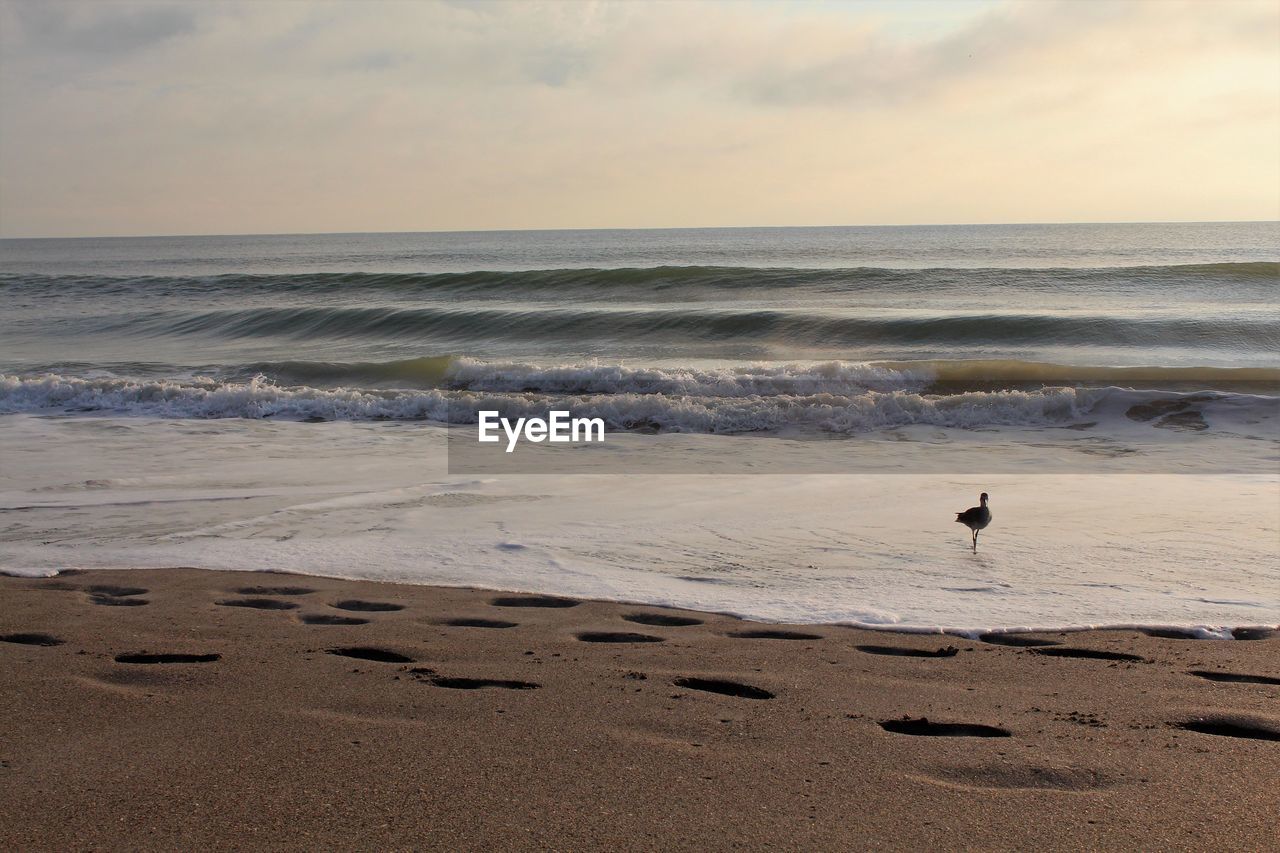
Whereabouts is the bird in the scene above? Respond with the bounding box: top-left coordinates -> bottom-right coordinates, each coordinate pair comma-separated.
955,492 -> 991,552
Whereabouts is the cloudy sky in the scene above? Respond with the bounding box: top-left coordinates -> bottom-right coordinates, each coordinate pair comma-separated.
1,0 -> 1277,237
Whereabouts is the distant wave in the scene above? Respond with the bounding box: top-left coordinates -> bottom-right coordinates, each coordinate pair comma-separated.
1174,261 -> 1280,278
2,261 -> 1275,298
5,263 -> 1274,356
76,305 -> 1280,351
4,369 -> 1276,434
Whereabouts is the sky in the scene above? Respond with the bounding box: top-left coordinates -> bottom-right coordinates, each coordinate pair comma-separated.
1,0 -> 1277,238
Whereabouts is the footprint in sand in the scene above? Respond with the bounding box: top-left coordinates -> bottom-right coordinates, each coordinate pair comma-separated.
216,598 -> 299,610
88,585 -> 147,597
299,614 -> 370,625
622,613 -> 703,627
92,596 -> 149,607
490,595 -> 579,609
331,600 -> 405,612
89,595 -> 148,607
673,677 -> 774,700
86,585 -> 149,607
1188,670 -> 1280,686
1,632 -> 64,647
442,618 -> 518,629
1174,715 -> 1280,742
408,668 -> 539,690
327,646 -> 414,663
1032,648 -> 1147,662
730,630 -> 823,641
115,653 -> 220,664
576,632 -> 665,644
858,644 -> 959,658
426,676 -> 541,690
880,717 -> 1011,738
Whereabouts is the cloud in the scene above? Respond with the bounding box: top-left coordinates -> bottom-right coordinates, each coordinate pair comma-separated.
8,1 -> 197,59
0,0 -> 1276,237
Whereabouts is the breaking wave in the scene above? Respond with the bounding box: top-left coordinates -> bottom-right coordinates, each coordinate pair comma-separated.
3,366 -> 1275,434
233,356 -> 1280,395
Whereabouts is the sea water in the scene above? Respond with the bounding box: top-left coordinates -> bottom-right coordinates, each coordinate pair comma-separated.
1,223 -> 1277,632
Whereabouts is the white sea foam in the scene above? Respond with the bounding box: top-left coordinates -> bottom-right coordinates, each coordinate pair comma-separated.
0,373 -> 453,421
3,229 -> 1276,633
3,370 -> 1275,436
444,358 -> 935,396
0,414 -> 1276,633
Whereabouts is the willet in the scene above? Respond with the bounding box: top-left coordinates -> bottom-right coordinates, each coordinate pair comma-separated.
955,492 -> 991,552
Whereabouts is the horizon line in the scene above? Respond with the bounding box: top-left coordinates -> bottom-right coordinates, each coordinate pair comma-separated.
2,218 -> 1277,242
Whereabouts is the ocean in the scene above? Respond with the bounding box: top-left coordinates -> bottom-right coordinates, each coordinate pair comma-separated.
1,222 -> 1277,633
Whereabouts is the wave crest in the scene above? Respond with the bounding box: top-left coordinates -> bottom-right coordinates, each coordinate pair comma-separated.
4,369 -> 1274,435
234,357 -> 1280,395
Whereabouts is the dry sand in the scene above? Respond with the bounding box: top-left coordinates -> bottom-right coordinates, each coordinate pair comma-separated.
1,567 -> 1277,851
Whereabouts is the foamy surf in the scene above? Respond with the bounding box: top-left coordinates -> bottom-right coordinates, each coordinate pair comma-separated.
3,366 -> 1276,439
2,224 -> 1276,632
0,414 -> 1275,633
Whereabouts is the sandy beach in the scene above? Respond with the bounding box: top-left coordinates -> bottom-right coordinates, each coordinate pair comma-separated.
2,567 -> 1276,851
3,0 -> 1278,848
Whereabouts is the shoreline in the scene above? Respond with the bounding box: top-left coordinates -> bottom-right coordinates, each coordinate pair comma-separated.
4,566 -> 1276,640
5,412 -> 1276,632
3,566 -> 1277,849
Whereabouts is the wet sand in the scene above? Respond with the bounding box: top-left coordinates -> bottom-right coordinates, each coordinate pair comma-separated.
1,568 -> 1277,851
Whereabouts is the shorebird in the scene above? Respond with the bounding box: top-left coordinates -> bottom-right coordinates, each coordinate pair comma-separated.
955,492 -> 991,552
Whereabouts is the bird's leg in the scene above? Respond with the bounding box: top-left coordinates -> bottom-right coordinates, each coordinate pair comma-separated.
972,529 -> 978,552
